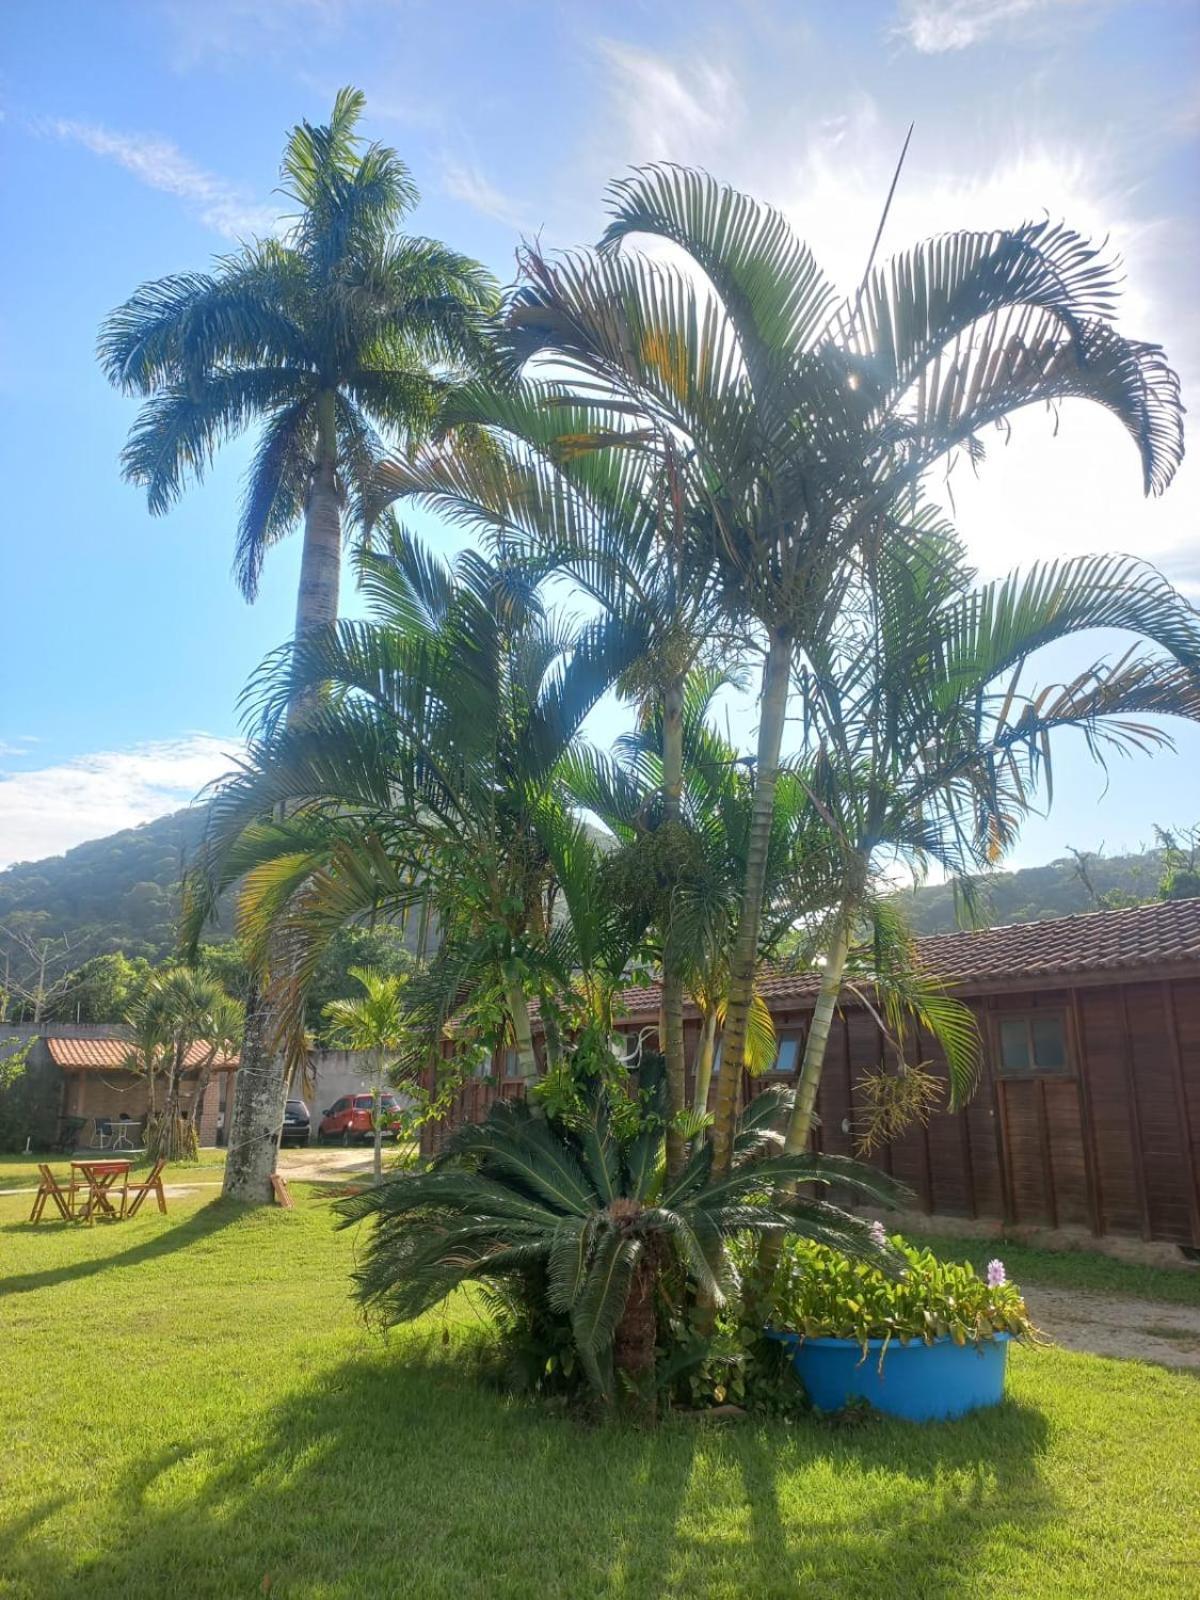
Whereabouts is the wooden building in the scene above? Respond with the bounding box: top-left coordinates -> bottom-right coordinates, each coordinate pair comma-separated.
421,899 -> 1200,1250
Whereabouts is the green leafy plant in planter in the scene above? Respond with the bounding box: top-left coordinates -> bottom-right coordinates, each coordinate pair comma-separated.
770,1234 -> 1041,1354
335,1057 -> 902,1412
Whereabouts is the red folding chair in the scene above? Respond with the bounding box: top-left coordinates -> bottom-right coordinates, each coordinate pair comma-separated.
30,1163 -> 73,1223
124,1159 -> 168,1218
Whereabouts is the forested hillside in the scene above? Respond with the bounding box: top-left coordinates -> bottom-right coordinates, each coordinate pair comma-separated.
0,808 -> 222,978
3,808 -> 1194,998
896,847 -> 1174,934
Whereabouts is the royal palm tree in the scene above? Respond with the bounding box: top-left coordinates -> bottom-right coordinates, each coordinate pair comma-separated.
323,965 -> 411,1181
99,88 -> 496,655
101,89 -> 497,1202
497,165 -> 1185,1174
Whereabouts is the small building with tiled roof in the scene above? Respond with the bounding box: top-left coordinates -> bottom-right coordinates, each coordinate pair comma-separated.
424,898 -> 1200,1252
0,1023 -> 240,1152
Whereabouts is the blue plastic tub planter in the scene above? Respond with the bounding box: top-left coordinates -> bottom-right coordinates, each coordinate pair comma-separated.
769,1330 -> 1013,1422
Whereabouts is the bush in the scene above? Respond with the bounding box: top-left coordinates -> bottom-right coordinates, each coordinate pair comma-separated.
768,1234 -> 1039,1352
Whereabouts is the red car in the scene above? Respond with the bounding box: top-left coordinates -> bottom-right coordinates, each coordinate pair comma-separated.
317,1092 -> 404,1145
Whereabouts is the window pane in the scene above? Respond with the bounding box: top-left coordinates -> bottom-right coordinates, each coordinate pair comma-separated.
503,1048 -> 520,1079
1031,1016 -> 1066,1069
774,1037 -> 799,1076
998,1020 -> 1030,1071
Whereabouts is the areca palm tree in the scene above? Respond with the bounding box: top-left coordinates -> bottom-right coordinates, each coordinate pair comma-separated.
186,521 -> 643,1089
323,965 -> 411,1180
778,540 -> 1200,1161
496,164 -> 1185,1174
372,386 -> 722,1177
335,1056 -> 903,1406
125,967 -> 243,1162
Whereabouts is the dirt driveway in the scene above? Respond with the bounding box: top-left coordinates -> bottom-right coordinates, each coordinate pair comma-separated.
1022,1285 -> 1200,1370
277,1146 -> 378,1183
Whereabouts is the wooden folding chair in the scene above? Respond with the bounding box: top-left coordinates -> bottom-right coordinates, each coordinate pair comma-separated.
124,1159 -> 167,1217
30,1164 -> 73,1223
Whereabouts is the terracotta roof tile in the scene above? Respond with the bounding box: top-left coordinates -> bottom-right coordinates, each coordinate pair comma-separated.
46,1037 -> 239,1071
612,898 -> 1200,1019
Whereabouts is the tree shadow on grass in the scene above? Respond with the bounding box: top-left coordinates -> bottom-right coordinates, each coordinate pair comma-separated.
0,1199 -> 243,1296
1,1332 -> 1056,1600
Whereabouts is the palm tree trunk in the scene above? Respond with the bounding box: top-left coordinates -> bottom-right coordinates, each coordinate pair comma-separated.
750,911 -> 853,1307
709,628 -> 792,1177
373,1046 -> 385,1183
185,1048 -> 218,1144
224,392 -> 341,1205
783,916 -> 852,1155
290,389 -> 343,710
222,986 -> 287,1202
691,1009 -> 718,1118
502,961 -> 539,1086
660,676 -> 687,1182
612,1243 -> 658,1419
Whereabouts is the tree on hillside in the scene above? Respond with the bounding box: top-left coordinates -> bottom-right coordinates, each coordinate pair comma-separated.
1155,824 -> 1200,901
100,88 -> 497,1204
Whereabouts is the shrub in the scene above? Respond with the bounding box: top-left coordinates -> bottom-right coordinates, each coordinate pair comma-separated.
768,1234 -> 1039,1352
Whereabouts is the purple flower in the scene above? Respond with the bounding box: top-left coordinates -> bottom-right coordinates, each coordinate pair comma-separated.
986,1258 -> 1007,1288
869,1220 -> 888,1248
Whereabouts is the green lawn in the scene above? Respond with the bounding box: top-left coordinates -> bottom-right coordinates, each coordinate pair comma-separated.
2,1191 -> 1198,1599
0,1150 -> 228,1190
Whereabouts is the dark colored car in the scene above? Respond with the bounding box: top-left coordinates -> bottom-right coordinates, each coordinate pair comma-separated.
318,1092 -> 405,1145
281,1098 -> 311,1147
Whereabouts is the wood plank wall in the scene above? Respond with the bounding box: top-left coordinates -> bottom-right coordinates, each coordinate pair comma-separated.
419,973 -> 1200,1246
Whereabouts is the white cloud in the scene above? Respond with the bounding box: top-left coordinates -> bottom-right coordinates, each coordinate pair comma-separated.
585,56 -> 1195,581
45,118 -> 280,239
595,38 -> 742,166
895,0 -> 1088,52
0,735 -> 244,870
441,158 -> 527,229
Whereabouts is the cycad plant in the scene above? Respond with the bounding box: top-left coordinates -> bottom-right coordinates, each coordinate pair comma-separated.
497,165 -> 1185,1174
335,1056 -> 901,1407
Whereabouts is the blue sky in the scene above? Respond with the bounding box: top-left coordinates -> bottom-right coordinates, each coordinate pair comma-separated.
1,0 -> 1197,872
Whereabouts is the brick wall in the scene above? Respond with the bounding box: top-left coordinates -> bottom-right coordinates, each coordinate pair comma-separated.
63,1069 -> 228,1148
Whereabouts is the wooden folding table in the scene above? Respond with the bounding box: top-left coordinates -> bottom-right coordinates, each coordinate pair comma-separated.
70,1159 -> 131,1223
